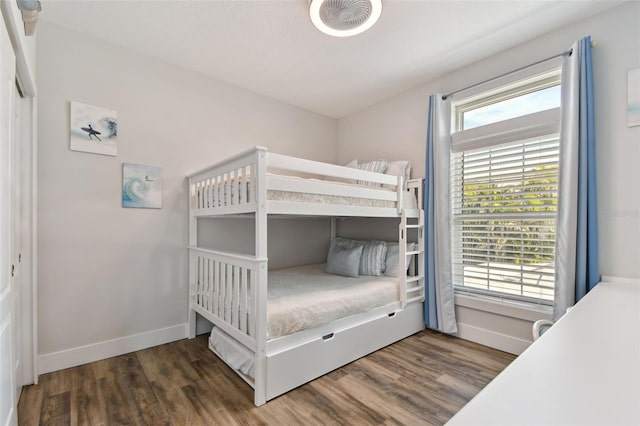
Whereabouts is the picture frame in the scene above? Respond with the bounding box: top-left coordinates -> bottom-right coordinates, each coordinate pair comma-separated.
70,101 -> 118,156
122,163 -> 162,209
628,69 -> 640,128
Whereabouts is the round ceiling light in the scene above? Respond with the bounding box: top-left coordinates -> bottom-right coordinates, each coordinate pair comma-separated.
309,0 -> 383,37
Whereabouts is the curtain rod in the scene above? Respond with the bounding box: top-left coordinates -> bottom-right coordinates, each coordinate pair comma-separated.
442,49 -> 573,101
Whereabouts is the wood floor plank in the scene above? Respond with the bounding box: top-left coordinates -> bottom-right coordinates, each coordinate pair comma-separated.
149,377 -> 201,425
333,373 -> 428,425
308,376 -> 388,424
39,390 -> 71,426
18,329 -> 515,425
15,384 -> 43,426
96,376 -> 134,425
70,381 -> 105,426
137,342 -> 202,388
180,383 -> 228,425
435,373 -> 483,400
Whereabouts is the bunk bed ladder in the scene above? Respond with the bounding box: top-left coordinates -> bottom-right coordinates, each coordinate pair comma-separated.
400,209 -> 425,308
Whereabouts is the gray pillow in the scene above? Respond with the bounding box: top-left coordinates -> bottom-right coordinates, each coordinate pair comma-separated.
326,244 -> 363,277
331,237 -> 387,276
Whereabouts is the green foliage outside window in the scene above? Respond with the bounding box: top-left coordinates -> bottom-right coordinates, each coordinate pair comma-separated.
459,165 -> 558,265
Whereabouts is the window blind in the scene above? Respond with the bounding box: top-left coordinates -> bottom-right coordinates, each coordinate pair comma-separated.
450,134 -> 559,304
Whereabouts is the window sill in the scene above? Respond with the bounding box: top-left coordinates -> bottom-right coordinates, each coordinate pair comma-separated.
454,291 -> 553,322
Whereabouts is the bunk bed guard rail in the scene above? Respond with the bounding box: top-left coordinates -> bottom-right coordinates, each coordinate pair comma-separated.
188,146 -> 405,216
189,247 -> 268,353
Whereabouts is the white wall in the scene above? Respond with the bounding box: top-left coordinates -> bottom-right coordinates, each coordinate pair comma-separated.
337,2 -> 640,353
36,22 -> 337,372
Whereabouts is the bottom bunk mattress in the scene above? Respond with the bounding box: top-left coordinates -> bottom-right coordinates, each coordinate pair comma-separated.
266,263 -> 401,338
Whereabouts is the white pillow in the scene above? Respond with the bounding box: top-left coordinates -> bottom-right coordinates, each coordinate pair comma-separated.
383,160 -> 411,190
344,158 -> 358,168
357,160 -> 388,187
384,242 -> 417,277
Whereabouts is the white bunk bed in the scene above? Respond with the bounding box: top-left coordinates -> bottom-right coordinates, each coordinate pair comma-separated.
187,146 -> 425,406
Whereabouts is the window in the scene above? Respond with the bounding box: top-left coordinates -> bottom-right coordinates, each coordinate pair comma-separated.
461,85 -> 561,130
450,67 -> 561,304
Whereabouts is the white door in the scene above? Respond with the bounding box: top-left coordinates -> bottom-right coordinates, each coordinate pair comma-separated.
1,16 -> 18,426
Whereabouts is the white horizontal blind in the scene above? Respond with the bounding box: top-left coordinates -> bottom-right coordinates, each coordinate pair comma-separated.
451,134 -> 559,304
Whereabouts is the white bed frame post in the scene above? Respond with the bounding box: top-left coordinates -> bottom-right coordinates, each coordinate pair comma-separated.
188,177 -> 198,339
400,179 -> 426,308
417,208 -> 425,300
254,147 -> 268,406
399,211 -> 408,308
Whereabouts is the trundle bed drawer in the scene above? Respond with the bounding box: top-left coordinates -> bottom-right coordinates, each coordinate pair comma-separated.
265,302 -> 424,400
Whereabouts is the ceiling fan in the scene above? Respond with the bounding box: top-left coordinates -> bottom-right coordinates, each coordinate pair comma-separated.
309,0 -> 383,37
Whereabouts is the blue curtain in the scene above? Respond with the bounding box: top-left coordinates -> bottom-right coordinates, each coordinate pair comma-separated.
554,36 -> 600,319
575,36 -> 600,301
424,95 -> 437,328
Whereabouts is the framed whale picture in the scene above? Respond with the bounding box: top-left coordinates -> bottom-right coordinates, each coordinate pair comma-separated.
122,163 -> 162,209
70,101 -> 118,156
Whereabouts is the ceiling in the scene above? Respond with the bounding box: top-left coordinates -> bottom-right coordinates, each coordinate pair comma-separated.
40,0 -> 623,118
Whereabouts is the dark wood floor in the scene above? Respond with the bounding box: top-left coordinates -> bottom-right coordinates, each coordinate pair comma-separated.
18,329 -> 515,425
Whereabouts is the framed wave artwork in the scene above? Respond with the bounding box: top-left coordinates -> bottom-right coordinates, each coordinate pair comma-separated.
122,163 -> 162,209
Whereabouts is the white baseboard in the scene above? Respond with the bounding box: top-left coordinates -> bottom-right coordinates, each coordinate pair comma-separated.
602,275 -> 640,286
38,324 -> 188,375
455,322 -> 531,355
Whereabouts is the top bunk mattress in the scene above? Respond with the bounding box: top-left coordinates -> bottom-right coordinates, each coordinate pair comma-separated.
268,176 -> 394,208
267,263 -> 400,338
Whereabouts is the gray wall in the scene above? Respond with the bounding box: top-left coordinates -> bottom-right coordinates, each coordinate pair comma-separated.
198,217 -> 332,270
337,2 -> 640,353
37,22 -> 337,356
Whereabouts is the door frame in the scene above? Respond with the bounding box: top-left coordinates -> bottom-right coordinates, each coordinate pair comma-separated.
1,13 -> 19,426
1,0 -> 38,387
